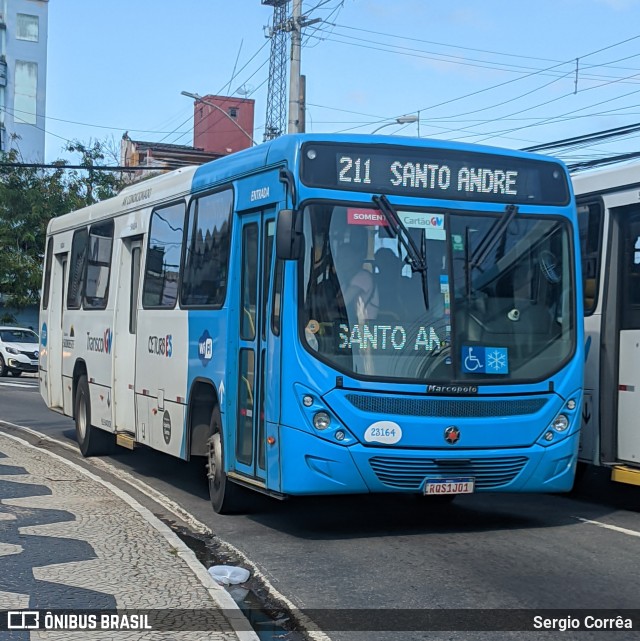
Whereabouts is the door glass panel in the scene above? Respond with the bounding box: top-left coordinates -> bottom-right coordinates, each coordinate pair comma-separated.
620,212 -> 640,330
241,223 -> 259,340
236,348 -> 255,466
130,247 -> 141,334
262,220 -> 275,340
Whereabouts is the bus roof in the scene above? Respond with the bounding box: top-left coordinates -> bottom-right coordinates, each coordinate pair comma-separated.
48,133 -> 569,235
47,165 -> 199,235
572,161 -> 640,197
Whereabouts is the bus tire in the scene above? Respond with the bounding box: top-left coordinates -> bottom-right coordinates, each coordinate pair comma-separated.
75,375 -> 113,457
206,411 -> 245,514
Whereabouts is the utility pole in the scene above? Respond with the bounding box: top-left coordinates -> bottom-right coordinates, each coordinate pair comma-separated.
263,0 -> 320,138
262,0 -> 290,141
288,0 -> 302,133
287,2 -> 320,134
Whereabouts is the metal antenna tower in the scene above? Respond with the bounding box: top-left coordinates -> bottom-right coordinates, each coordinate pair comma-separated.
262,0 -> 290,141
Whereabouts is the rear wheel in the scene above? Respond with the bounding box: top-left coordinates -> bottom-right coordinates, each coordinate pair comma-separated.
207,410 -> 246,514
75,375 -> 113,456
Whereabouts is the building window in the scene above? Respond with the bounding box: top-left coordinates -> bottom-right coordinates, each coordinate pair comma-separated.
16,14 -> 39,42
14,61 -> 37,124
228,107 -> 238,119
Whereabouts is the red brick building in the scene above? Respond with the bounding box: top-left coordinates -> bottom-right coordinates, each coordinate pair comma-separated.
192,94 -> 255,155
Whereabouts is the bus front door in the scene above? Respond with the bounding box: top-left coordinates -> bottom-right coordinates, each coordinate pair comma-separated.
617,210 -> 640,464
233,211 -> 279,486
112,237 -> 143,437
47,253 -> 67,410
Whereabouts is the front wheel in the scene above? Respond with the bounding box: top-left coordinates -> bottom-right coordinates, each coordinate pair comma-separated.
75,375 -> 113,457
0,356 -> 7,377
206,411 -> 246,514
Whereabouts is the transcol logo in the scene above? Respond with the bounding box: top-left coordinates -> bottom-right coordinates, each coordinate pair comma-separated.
87,328 -> 112,354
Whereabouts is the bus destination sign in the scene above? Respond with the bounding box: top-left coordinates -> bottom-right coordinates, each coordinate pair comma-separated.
300,142 -> 570,205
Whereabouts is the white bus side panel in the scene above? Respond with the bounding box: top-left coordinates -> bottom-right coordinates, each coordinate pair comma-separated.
617,333 -> 640,464
135,310 -> 189,459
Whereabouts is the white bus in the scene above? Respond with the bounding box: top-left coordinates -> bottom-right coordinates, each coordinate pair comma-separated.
574,162 -> 640,486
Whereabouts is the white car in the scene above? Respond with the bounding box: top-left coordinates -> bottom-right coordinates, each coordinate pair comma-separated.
0,326 -> 40,377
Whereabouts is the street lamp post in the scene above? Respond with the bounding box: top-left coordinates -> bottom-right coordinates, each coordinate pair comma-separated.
371,115 -> 419,135
180,91 -> 256,146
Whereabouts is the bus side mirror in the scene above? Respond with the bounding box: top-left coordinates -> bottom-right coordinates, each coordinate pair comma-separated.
276,209 -> 303,260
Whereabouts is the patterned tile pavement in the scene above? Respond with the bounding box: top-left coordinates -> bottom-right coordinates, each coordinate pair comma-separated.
0,431 -> 257,641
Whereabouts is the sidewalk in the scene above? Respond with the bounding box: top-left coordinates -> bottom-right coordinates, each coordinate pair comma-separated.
0,429 -> 257,640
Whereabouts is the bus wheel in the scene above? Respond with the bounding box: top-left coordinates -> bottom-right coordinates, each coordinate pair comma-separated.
206,413 -> 244,514
75,375 -> 113,457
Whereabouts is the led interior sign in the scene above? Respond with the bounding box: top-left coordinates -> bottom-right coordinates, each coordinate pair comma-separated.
301,143 -> 569,205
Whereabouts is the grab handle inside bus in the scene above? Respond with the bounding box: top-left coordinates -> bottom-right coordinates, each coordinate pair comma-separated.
276,208 -> 303,260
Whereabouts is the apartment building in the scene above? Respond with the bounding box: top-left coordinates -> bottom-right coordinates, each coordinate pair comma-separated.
0,0 -> 48,162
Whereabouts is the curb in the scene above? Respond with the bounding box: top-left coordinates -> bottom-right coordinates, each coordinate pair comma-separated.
0,428 -> 259,641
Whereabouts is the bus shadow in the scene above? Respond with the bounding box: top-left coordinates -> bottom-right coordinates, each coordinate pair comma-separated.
98,443 -> 640,540
242,468 -> 640,540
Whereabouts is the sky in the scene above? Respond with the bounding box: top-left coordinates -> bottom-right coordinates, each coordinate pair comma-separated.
43,0 -> 640,170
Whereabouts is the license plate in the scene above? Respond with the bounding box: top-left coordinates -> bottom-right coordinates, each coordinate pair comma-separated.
30,360 -> 38,366
424,477 -> 475,495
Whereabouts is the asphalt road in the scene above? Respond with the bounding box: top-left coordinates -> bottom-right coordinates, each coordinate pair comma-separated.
2,377 -> 640,640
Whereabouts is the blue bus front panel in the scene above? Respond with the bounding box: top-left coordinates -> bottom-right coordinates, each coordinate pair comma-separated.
277,422 -> 579,495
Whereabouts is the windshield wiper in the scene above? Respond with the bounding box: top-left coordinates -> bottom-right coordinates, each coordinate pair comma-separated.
469,203 -> 519,270
372,194 -> 429,310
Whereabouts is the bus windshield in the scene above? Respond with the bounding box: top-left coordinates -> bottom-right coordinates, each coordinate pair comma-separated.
300,202 -> 574,383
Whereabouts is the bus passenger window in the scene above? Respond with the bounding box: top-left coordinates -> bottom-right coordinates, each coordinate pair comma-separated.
142,203 -> 185,309
84,220 -> 114,309
67,228 -> 88,309
181,189 -> 233,308
577,202 -> 603,314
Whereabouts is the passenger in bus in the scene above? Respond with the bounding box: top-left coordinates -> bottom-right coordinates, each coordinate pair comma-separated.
374,247 -> 425,322
334,226 -> 379,322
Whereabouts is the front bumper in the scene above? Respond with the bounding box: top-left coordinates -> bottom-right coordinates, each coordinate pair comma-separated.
7,357 -> 38,372
278,425 -> 579,495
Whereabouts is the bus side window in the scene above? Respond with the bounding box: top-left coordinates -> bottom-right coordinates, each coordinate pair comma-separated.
67,228 -> 88,309
577,201 -> 603,314
181,189 -> 233,308
84,220 -> 114,309
142,203 -> 185,309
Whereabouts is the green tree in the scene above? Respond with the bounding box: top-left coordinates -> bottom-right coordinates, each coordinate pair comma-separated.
0,140 -> 127,313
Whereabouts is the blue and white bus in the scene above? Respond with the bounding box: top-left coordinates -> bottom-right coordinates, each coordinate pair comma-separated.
39,134 -> 583,513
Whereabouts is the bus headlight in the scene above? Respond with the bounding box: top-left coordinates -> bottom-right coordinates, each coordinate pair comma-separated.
552,414 -> 569,432
313,411 -> 331,431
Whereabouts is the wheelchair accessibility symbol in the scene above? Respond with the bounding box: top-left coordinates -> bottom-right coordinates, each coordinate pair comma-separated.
462,346 -> 509,374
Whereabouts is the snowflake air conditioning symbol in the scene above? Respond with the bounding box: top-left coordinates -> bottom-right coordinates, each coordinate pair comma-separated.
462,346 -> 509,374
487,348 -> 508,374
